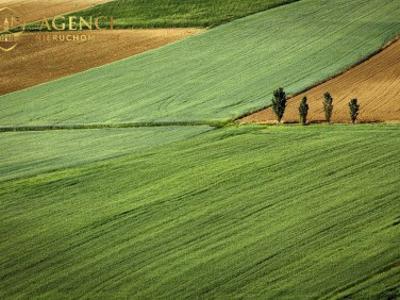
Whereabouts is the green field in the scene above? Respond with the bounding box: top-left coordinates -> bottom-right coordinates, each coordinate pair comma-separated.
72,0 -> 298,28
0,126 -> 210,181
2,0 -> 400,298
1,125 -> 399,298
2,0 -> 400,126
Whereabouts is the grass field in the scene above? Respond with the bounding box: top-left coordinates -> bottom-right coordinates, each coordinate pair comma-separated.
0,29 -> 202,95
1,0 -> 400,126
5,0 -> 293,96
0,125 -> 399,298
70,0 -> 298,28
2,1 -> 400,298
241,39 -> 400,124
0,126 -> 210,181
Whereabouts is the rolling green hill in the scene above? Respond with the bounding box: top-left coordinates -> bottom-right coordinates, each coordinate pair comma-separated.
1,125 -> 399,298
0,126 -> 210,181
1,0 -> 400,126
2,0 -> 399,298
72,0 -> 299,28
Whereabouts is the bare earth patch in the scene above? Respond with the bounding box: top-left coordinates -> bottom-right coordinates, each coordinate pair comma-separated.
240,40 -> 400,124
0,29 -> 203,95
1,0 -> 111,23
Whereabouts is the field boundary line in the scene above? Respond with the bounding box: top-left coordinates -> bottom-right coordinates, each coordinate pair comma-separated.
236,35 -> 400,122
0,121 -> 229,132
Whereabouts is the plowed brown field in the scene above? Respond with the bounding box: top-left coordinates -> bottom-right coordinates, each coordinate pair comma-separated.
2,0 -> 110,23
0,29 -> 203,95
240,40 -> 400,124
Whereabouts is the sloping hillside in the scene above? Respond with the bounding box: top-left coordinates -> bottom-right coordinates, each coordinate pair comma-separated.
0,126 -> 210,181
1,125 -> 399,298
2,1 -> 399,299
0,29 -> 203,95
1,0 -> 400,126
240,39 -> 400,123
1,0 -> 293,95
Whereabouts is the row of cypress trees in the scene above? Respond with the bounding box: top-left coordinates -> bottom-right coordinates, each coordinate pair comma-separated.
272,88 -> 360,125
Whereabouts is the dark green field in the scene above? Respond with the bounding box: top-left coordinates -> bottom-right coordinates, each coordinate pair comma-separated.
1,125 -> 399,298
73,0 -> 298,28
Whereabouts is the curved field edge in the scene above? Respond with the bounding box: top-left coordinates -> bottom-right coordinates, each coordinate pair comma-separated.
239,38 -> 400,123
0,125 -> 399,298
1,0 -> 400,126
0,29 -> 203,96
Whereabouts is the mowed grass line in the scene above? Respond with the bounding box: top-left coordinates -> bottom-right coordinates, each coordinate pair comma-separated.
1,0 -> 400,126
0,125 -> 399,298
71,0 -> 299,28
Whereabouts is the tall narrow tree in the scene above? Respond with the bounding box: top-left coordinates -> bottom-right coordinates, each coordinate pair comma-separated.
298,96 -> 309,125
349,98 -> 360,124
272,87 -> 287,123
323,92 -> 334,123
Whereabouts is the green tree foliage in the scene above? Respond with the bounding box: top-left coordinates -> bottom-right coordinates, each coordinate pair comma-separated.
349,98 -> 360,124
272,87 -> 287,123
323,92 -> 334,123
298,96 -> 309,125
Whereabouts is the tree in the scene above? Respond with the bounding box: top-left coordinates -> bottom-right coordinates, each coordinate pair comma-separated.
349,98 -> 360,124
272,87 -> 287,123
298,96 -> 309,125
323,92 -> 334,123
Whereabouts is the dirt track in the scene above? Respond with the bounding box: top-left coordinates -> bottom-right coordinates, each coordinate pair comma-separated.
240,40 -> 400,124
0,29 -> 203,95
1,0 -> 110,23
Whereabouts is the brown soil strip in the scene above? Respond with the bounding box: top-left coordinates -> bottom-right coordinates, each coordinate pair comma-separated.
240,40 -> 400,124
1,0 -> 111,23
0,29 -> 203,95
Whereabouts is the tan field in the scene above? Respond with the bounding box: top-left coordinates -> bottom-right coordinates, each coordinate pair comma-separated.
0,29 -> 203,95
0,0 -> 203,95
1,0 -> 111,23
240,40 -> 400,124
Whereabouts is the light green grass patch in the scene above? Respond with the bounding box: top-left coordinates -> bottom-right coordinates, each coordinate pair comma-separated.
0,126 -> 210,181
